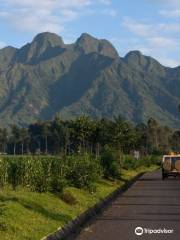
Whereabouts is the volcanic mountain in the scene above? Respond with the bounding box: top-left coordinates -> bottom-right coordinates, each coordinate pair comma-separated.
0,32 -> 179,127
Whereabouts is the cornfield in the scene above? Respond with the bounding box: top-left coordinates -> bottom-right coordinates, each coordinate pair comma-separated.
0,155 -> 102,192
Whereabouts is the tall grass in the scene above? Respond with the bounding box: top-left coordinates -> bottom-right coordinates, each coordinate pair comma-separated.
0,153 -> 160,193
0,155 -> 102,192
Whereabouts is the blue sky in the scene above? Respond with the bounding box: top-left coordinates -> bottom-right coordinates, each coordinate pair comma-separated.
0,0 -> 180,67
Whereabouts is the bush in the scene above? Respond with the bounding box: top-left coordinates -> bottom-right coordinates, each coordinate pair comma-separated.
0,158 -> 8,187
67,154 -> 102,190
7,157 -> 26,190
0,155 -> 102,193
0,154 -> 159,193
25,157 -> 51,192
122,155 -> 137,169
49,157 -> 68,193
24,156 -> 69,193
101,146 -> 120,179
122,155 -> 160,170
61,191 -> 77,205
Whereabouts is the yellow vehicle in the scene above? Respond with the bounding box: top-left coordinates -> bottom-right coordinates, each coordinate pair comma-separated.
162,154 -> 180,180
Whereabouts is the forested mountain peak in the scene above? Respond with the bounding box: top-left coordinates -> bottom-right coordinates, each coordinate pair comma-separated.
75,32 -> 119,58
13,32 -> 65,64
32,32 -> 65,47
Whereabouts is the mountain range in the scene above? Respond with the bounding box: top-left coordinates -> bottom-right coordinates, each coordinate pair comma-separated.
0,32 -> 179,128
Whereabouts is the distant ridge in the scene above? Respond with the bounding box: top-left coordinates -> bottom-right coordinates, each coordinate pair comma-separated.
0,32 -> 179,128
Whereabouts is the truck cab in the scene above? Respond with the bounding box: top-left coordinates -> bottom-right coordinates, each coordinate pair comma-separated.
162,154 -> 180,180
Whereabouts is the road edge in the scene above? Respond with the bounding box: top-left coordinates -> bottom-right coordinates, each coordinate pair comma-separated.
42,171 -> 145,240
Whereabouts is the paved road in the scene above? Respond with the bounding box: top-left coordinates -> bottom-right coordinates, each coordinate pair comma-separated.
73,171 -> 180,240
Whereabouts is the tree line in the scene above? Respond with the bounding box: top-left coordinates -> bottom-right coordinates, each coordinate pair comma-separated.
0,115 -> 179,155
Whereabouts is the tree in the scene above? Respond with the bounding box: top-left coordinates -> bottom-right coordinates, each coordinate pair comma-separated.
113,116 -> 137,154
28,123 -> 42,154
11,125 -> 20,155
171,131 -> 180,152
89,119 -> 103,157
135,123 -> 148,154
51,115 -> 67,154
70,115 -> 93,154
41,121 -> 51,154
0,128 -> 8,153
19,128 -> 29,155
147,118 -> 159,153
157,126 -> 172,153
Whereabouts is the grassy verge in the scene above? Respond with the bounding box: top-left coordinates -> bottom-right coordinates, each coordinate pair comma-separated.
0,165 -> 158,240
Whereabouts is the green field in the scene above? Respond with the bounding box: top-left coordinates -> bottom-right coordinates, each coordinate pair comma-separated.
0,165 -> 158,240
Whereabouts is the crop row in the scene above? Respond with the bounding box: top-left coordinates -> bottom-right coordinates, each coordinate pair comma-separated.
0,149 -> 160,192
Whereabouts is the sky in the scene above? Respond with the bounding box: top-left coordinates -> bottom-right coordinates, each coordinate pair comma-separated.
0,0 -> 180,67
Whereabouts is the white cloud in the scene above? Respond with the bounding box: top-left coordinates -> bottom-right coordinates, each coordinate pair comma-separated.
11,11 -> 63,33
160,9 -> 180,18
0,41 -> 6,49
125,41 -> 180,67
147,37 -> 178,48
148,0 -> 180,7
122,17 -> 180,37
122,17 -> 153,37
102,8 -> 117,17
0,11 -> 9,17
98,0 -> 111,5
112,37 -> 180,67
121,17 -> 180,67
150,0 -> 180,19
6,0 -> 91,9
158,58 -> 180,67
0,0 -> 110,34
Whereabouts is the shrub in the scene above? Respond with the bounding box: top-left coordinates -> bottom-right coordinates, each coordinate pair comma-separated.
122,155 -> 136,170
7,157 -> 26,190
49,157 -> 68,193
0,155 -> 101,192
67,154 -> 102,190
0,158 -> 8,187
0,153 -> 159,193
122,155 -> 160,170
100,146 -> 120,179
61,191 -> 77,205
25,157 -> 50,192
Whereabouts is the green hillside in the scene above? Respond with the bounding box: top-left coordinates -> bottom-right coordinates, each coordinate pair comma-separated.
0,32 -> 179,127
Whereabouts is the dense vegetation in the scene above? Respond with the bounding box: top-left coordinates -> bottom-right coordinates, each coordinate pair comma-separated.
0,32 -> 179,128
0,116 -> 162,240
0,115 -> 164,239
0,166 -> 158,240
0,114 -> 178,193
0,115 -> 179,156
0,154 -> 159,193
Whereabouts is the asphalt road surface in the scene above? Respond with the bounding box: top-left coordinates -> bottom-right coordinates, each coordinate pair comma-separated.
73,170 -> 180,240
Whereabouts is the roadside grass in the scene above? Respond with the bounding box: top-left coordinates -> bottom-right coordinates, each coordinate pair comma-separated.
0,165 -> 158,240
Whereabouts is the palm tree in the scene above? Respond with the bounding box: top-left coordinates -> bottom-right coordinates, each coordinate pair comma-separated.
41,122 -> 51,154
147,118 -> 159,153
0,128 -> 8,153
135,123 -> 148,154
11,125 -> 20,155
70,115 -> 92,154
51,115 -> 66,154
19,128 -> 29,155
